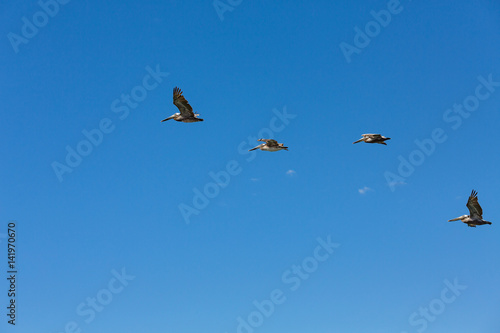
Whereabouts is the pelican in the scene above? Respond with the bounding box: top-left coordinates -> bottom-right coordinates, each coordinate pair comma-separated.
448,190 -> 492,227
249,139 -> 288,152
161,87 -> 203,123
353,134 -> 391,145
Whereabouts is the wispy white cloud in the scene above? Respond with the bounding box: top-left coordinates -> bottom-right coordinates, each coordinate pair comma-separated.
286,169 -> 296,177
250,178 -> 260,182
358,186 -> 373,195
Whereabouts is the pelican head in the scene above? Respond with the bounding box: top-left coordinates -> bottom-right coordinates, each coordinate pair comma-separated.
448,215 -> 468,222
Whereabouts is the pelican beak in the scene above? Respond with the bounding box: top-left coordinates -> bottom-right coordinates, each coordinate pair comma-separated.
353,138 -> 363,144
448,217 -> 461,222
161,116 -> 174,122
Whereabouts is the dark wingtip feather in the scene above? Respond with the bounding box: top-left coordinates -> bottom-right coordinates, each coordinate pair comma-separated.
173,86 -> 182,95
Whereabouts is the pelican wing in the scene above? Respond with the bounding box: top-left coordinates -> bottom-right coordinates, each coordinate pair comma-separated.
258,139 -> 278,146
363,134 -> 382,139
466,190 -> 483,219
173,87 -> 194,117
267,140 -> 280,147
249,144 -> 263,151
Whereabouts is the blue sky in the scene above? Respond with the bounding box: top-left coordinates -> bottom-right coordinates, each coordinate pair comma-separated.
1,0 -> 499,332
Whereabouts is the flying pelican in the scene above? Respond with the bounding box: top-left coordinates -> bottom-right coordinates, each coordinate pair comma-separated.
353,134 -> 391,145
161,87 -> 203,123
249,139 -> 288,152
448,190 -> 492,227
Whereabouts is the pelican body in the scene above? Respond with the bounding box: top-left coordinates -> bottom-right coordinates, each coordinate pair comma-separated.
249,139 -> 288,152
161,87 -> 203,123
353,134 -> 391,145
448,190 -> 492,227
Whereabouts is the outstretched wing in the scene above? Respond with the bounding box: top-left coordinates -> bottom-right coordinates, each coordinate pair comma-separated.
258,139 -> 279,147
362,134 -> 382,139
173,87 -> 194,117
466,190 -> 483,219
249,144 -> 263,151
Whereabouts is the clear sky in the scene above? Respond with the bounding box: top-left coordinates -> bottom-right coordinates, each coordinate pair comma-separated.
1,1 -> 499,332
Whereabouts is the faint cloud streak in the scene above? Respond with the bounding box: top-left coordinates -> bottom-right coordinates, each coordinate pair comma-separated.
358,186 -> 373,195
